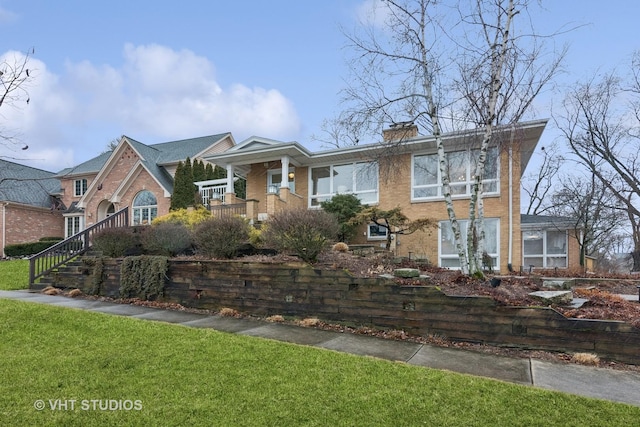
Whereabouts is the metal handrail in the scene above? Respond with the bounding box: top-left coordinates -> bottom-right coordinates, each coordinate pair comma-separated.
29,207 -> 129,286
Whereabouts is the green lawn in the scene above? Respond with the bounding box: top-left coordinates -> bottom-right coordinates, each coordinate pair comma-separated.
0,259 -> 29,290
1,300 -> 639,426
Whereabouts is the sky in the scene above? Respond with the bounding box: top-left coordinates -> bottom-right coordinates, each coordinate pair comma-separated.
1,0 -> 639,173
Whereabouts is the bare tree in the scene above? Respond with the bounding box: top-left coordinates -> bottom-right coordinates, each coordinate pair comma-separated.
557,56 -> 640,270
522,142 -> 565,215
549,173 -> 626,268
1,48 -> 35,154
340,0 -> 565,275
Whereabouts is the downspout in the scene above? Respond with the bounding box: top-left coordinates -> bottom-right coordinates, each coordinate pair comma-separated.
508,129 -> 515,268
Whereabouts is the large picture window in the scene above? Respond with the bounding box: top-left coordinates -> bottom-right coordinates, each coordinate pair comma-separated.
439,218 -> 499,269
412,147 -> 499,200
523,229 -> 567,268
132,190 -> 157,225
310,161 -> 378,206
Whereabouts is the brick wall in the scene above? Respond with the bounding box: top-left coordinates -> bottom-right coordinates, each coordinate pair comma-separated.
1,203 -> 64,255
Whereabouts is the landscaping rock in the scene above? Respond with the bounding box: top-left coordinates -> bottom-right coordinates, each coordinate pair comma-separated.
393,268 -> 420,278
542,279 -> 574,290
529,290 -> 574,305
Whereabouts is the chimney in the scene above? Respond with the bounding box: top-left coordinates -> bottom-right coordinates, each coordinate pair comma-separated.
382,121 -> 418,142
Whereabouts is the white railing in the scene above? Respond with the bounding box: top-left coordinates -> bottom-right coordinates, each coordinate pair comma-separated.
200,185 -> 227,205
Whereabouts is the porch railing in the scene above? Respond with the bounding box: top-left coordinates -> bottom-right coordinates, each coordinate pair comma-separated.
29,207 -> 129,286
210,203 -> 246,218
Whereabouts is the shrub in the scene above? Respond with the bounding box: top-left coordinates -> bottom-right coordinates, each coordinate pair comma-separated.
141,222 -> 193,256
38,236 -> 63,242
332,242 -> 349,252
192,216 -> 250,258
152,206 -> 211,229
92,227 -> 139,257
4,241 -> 60,257
120,255 -> 168,300
263,208 -> 339,263
320,194 -> 363,243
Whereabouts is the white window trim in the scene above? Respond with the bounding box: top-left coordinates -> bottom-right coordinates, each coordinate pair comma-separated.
367,223 -> 388,240
74,179 -> 88,197
522,229 -> 568,269
309,161 -> 379,207
267,168 -> 295,194
438,218 -> 500,270
411,147 -> 500,202
64,215 -> 84,238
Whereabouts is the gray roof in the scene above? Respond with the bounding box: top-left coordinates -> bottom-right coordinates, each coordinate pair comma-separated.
520,214 -> 577,229
0,159 -> 61,208
55,133 -> 230,195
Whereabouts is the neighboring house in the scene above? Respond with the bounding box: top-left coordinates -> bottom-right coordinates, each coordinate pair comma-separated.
202,119 -> 577,272
0,159 -> 64,257
55,133 -> 235,237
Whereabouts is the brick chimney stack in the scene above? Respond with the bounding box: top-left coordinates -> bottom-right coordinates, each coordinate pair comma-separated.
382,121 -> 418,142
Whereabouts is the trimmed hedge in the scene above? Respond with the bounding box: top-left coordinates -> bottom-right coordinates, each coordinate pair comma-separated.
4,240 -> 62,257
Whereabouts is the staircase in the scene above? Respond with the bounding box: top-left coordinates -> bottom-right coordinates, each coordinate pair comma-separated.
29,207 -> 128,288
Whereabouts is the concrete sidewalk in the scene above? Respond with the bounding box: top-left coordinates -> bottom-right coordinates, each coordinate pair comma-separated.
2,289 -> 640,407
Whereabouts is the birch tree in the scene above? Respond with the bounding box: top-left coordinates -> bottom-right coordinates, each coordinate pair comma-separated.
340,0 -> 565,275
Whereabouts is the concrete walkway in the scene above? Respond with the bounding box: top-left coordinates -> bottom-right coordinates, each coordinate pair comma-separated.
2,289 -> 640,407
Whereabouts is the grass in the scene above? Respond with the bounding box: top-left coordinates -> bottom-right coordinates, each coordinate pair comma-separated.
0,259 -> 29,290
1,300 -> 640,426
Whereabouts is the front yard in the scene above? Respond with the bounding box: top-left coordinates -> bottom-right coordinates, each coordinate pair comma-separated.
1,298 -> 639,426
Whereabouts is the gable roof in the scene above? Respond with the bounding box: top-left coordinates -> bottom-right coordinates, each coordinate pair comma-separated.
0,159 -> 61,208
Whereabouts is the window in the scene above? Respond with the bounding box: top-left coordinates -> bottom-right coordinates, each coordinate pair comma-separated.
65,216 -> 83,238
523,229 -> 567,268
267,168 -> 295,194
310,161 -> 378,206
74,179 -> 88,196
412,147 -> 499,200
132,190 -> 158,225
368,223 -> 388,240
439,218 -> 499,269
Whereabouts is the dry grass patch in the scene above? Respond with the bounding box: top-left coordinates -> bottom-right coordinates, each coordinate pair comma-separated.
67,288 -> 83,297
298,317 -> 321,327
42,286 -> 60,295
266,315 -> 285,323
572,352 -> 601,366
219,307 -> 240,317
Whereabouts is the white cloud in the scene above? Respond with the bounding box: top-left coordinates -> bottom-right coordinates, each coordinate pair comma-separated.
0,6 -> 18,24
0,44 -> 301,171
355,0 -> 389,28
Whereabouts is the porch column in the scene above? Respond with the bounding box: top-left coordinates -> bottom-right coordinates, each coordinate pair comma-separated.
226,164 -> 235,194
280,156 -> 290,189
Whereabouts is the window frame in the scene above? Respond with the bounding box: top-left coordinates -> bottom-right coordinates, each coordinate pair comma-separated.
309,161 -> 379,207
411,147 -> 499,201
438,218 -> 500,269
522,229 -> 568,269
267,168 -> 295,194
367,223 -> 388,240
74,179 -> 88,197
65,215 -> 84,238
132,190 -> 158,226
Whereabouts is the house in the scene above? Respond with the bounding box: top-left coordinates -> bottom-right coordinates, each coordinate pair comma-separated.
202,119 -> 580,272
54,133 -> 235,237
0,159 -> 64,257
520,214 -> 583,271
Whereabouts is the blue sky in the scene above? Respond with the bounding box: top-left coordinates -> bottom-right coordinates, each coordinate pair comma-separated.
1,0 -> 639,172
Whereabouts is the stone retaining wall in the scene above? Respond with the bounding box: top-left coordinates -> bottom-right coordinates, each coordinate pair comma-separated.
48,258 -> 640,365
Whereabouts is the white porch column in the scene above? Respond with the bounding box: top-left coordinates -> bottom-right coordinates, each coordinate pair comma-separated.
280,155 -> 290,189
226,164 -> 235,193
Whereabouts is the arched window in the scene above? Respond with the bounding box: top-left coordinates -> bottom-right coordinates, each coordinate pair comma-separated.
132,190 -> 157,225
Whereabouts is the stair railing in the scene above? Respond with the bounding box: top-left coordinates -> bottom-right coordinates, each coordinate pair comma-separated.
29,207 -> 129,286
